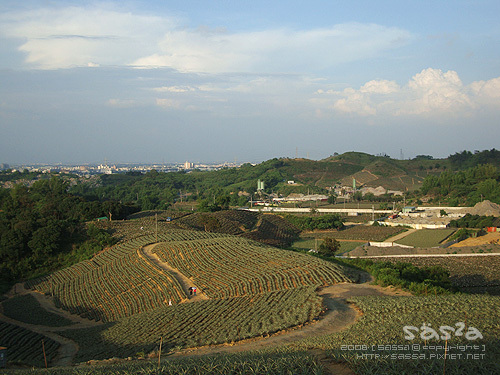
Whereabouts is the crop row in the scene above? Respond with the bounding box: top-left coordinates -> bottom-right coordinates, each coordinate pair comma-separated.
292,294 -> 500,374
0,321 -> 60,367
26,230 -> 221,291
153,235 -> 352,298
26,234 -> 196,322
241,214 -> 300,247
0,350 -> 324,375
60,287 -> 323,362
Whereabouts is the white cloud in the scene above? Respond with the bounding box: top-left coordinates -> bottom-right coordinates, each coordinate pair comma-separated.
0,5 -> 176,69
156,98 -> 181,109
1,5 -> 410,73
153,86 -> 196,93
133,23 -> 411,73
469,77 -> 500,104
317,68 -> 500,118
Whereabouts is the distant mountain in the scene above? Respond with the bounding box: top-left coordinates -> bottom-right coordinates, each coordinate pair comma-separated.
278,152 -> 450,191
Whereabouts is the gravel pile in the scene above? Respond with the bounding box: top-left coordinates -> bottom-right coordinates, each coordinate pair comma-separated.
468,200 -> 500,217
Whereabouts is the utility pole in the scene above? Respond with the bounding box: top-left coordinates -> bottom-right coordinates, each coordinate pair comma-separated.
155,213 -> 158,242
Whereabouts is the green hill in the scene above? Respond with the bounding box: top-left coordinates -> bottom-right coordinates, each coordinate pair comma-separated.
16,228 -> 355,362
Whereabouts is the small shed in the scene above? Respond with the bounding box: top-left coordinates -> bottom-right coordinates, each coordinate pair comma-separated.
0,347 -> 6,368
402,206 -> 416,214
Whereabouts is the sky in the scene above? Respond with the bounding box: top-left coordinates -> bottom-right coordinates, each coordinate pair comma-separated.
1,1 -> 500,164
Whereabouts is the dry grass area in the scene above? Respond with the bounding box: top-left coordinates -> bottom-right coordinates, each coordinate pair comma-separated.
451,232 -> 500,247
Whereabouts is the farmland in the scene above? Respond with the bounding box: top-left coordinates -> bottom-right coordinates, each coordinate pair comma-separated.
25,233 -> 189,322
292,294 -> 500,374
152,236 -> 353,298
300,224 -> 405,242
394,228 -> 456,247
365,254 -> 500,295
0,226 -> 357,369
2,209 -> 500,374
0,321 -> 60,367
293,237 -> 365,253
59,287 -> 323,362
106,210 -> 301,247
1,294 -> 74,327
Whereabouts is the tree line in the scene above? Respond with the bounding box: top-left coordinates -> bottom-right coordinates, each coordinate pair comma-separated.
0,177 -> 137,293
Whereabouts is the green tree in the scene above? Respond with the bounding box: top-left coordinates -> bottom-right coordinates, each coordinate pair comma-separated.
197,214 -> 221,232
318,237 -> 340,256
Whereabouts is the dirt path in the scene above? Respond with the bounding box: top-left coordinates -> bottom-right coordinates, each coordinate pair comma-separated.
166,273 -> 410,371
2,250 -> 410,373
385,228 -> 417,242
142,244 -> 209,302
1,284 -> 103,367
0,311 -> 78,367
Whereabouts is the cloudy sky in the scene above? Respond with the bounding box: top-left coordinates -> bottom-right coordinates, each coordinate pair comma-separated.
1,0 -> 499,164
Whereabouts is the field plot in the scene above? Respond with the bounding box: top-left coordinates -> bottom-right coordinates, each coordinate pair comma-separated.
292,294 -> 500,374
176,210 -> 301,247
26,234 -> 188,322
152,235 -> 354,298
394,228 -> 455,247
0,321 -> 60,367
368,255 -> 500,294
303,225 -> 405,242
60,287 -> 323,362
11,226 -> 355,368
1,350 -> 323,375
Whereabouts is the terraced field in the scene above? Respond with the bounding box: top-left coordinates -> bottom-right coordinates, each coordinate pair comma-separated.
176,210 -> 301,247
3,227 -> 356,367
153,235 -> 354,298
59,287 -> 324,362
26,234 -> 188,322
0,321 -> 60,367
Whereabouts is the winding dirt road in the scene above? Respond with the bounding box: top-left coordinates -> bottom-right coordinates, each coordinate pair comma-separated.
1,245 -> 410,373
167,274 -> 409,358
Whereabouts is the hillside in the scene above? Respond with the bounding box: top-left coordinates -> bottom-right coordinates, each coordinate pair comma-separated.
319,151 -> 450,191
6,228 -> 356,363
175,210 -> 301,247
106,210 -> 301,248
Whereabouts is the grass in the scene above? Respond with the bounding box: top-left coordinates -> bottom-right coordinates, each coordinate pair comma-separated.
395,229 -> 456,247
300,225 -> 405,242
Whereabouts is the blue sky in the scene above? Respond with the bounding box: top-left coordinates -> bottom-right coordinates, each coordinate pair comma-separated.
1,1 -> 499,164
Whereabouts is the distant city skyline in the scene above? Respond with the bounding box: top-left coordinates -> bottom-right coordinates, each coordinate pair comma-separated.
1,1 -> 499,164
